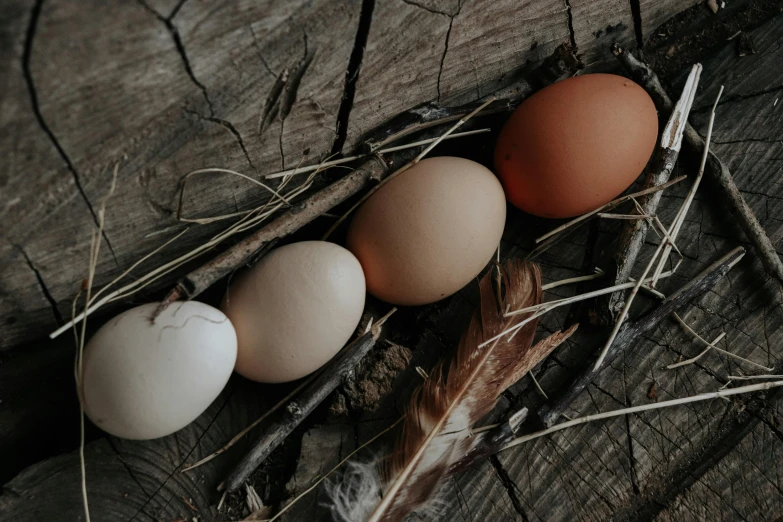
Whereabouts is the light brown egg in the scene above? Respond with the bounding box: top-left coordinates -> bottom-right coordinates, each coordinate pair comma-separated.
222,241 -> 365,383
347,156 -> 506,306
495,73 -> 658,218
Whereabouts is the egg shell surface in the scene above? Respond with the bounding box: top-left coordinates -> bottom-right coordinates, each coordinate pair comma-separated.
82,301 -> 237,440
494,73 -> 658,218
346,156 -> 506,306
223,241 -> 366,383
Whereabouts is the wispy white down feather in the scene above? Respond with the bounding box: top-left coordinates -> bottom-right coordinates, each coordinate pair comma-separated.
324,460 -> 382,522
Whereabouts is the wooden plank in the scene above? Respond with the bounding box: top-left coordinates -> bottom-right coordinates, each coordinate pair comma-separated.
345,0 -> 570,149
0,0 -> 361,350
570,0 -> 636,69
0,0 -> 99,347
4,3 -> 783,522
639,0 -> 703,43
0,377 -> 292,521
655,402 -> 783,521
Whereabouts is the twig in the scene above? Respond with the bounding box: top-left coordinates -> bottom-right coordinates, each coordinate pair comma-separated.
593,64 -> 702,330
321,98 -> 496,241
181,376 -> 314,473
651,86 -> 724,286
503,381 -> 783,450
594,232 -> 670,369
673,313 -> 773,371
51,169 -> 318,339
727,374 -> 783,381
222,310 -> 395,492
613,43 -> 783,290
159,156 -> 393,311
539,246 -> 745,427
263,129 -> 491,179
250,416 -> 404,522
666,332 -> 726,369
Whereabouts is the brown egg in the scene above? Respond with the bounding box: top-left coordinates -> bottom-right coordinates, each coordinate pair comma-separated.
347,157 -> 506,306
494,73 -> 658,218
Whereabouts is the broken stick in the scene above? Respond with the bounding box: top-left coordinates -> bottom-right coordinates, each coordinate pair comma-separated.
612,43 -> 783,290
592,63 -> 702,326
158,155 -> 391,307
222,312 -> 393,492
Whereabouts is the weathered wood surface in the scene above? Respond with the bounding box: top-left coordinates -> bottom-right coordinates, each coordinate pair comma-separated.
3,0 -> 783,521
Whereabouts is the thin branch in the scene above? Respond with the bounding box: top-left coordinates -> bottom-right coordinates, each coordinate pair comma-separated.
222,310 -> 396,491
539,246 -> 746,427
591,65 -> 701,328
651,86 -> 724,286
252,417 -> 404,522
613,43 -> 783,290
262,129 -> 490,179
502,381 -> 783,450
181,376 -> 314,473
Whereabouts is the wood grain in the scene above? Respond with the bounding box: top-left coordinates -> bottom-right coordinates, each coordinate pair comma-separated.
3,1 -> 783,521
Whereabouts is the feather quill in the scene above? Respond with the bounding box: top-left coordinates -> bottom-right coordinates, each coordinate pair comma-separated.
346,259 -> 564,522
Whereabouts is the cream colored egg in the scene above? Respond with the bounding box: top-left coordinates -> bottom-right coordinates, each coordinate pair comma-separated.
222,241 -> 366,383
82,302 -> 237,440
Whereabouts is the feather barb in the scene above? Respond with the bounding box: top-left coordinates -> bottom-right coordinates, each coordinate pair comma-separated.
367,259 -> 550,522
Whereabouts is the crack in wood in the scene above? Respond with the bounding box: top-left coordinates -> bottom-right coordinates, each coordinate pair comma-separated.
489,455 -> 531,522
106,438 -> 150,499
629,0 -> 644,48
622,359 -> 641,496
126,390 -> 234,522
693,84 -> 783,113
564,0 -> 577,50
435,0 -> 462,104
15,244 -> 63,325
22,0 -> 119,268
138,0 -> 256,171
400,0 -> 459,17
331,0 -> 376,156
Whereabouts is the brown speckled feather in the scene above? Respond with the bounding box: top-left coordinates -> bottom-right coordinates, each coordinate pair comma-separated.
367,259 -> 557,522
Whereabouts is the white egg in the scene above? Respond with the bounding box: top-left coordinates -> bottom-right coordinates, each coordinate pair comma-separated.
223,241 -> 366,383
82,301 -> 237,440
